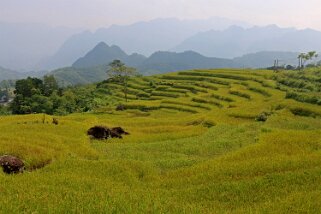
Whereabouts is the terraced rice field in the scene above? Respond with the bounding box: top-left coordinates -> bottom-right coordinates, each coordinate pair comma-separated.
0,68 -> 321,213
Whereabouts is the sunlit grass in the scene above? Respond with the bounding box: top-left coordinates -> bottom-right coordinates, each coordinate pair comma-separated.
0,68 -> 320,213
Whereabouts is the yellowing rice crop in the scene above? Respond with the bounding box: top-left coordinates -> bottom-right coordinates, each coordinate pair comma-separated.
0,68 -> 321,213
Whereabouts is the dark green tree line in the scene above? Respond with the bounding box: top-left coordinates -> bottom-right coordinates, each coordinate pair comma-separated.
10,75 -> 96,115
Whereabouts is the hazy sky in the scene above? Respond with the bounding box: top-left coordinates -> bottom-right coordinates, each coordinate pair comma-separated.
1,0 -> 321,30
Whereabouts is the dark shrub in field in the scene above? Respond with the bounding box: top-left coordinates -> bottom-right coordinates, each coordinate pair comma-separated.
0,155 -> 25,174
87,126 -> 111,140
52,118 -> 59,125
110,127 -> 130,139
116,105 -> 126,111
256,112 -> 272,122
111,127 -> 129,135
87,126 -> 130,140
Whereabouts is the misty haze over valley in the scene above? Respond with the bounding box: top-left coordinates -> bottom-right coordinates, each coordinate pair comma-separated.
1,17 -> 321,75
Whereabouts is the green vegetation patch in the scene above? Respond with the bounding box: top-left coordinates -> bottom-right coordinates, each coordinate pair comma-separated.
286,91 -> 321,106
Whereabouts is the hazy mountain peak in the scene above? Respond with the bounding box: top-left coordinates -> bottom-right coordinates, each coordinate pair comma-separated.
72,42 -> 128,68
95,41 -> 109,48
173,24 -> 321,58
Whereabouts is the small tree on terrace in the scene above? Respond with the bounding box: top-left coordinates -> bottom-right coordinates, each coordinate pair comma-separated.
107,60 -> 137,102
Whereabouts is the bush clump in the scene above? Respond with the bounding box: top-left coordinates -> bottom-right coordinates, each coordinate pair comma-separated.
255,112 -> 272,122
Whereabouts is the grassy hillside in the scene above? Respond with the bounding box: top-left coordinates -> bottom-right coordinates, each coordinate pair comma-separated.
0,68 -> 321,213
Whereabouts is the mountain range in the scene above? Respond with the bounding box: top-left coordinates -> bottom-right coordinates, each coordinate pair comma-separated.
47,42 -> 241,86
72,42 -> 303,71
0,45 -> 300,85
72,42 -> 240,72
2,17 -> 321,83
173,25 -> 321,58
2,18 -> 321,73
1,40 -> 308,85
43,23 -> 321,71
42,17 -> 250,70
41,42 -> 302,86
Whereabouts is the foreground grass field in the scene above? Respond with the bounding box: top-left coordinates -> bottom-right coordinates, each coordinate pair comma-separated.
0,68 -> 321,213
